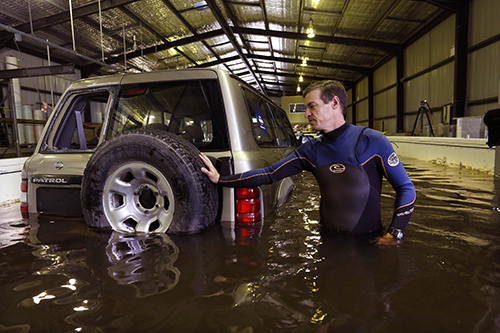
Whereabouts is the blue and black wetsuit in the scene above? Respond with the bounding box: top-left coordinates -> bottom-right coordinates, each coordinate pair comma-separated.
219,122 -> 416,234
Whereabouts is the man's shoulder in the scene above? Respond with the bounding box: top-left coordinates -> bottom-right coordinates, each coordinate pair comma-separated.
352,126 -> 393,154
355,126 -> 389,141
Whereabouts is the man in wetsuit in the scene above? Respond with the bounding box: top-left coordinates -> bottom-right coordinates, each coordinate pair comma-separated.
200,80 -> 415,245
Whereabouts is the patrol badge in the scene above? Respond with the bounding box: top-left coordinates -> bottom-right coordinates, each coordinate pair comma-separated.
387,152 -> 400,167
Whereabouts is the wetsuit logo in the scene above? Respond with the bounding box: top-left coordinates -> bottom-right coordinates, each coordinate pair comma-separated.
388,152 -> 400,167
329,163 -> 346,174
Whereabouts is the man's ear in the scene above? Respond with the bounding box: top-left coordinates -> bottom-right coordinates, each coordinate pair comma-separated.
330,96 -> 340,109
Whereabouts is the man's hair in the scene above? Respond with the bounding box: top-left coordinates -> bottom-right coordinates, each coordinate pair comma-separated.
302,80 -> 348,115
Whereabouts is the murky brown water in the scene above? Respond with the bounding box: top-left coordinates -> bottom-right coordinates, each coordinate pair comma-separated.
1,158 -> 499,332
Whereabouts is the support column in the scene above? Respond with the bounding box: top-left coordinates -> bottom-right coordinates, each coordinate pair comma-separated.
495,146 -> 500,177
368,73 -> 374,129
453,0 -> 469,119
351,85 -> 357,125
397,52 -> 405,133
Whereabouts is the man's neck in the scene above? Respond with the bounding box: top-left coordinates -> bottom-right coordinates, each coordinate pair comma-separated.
324,119 -> 347,134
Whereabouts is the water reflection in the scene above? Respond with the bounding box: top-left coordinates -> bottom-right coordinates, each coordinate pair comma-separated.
106,232 -> 180,298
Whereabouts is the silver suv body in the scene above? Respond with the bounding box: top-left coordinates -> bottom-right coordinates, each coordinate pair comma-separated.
21,68 -> 298,232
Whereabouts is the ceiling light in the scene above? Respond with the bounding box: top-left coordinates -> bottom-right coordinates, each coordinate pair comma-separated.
302,56 -> 308,66
306,17 -> 315,38
297,84 -> 301,93
299,75 -> 304,82
194,1 -> 208,11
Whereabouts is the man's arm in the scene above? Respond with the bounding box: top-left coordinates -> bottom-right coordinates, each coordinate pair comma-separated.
200,150 -> 313,187
368,131 -> 416,244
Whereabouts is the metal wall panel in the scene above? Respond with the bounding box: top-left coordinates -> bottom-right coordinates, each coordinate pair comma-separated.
357,120 -> 369,127
405,113 -> 418,134
405,33 -> 430,77
374,88 -> 397,119
374,57 -> 396,92
405,73 -> 430,113
468,41 -> 500,102
357,99 -> 369,122
469,103 -> 498,118
347,88 -> 353,106
429,16 -> 455,66
374,90 -> 388,119
374,117 -> 397,134
470,0 -> 500,46
429,62 -> 454,109
468,0 -> 500,118
372,55 -> 397,132
346,105 -> 353,124
356,77 -> 369,101
405,16 -> 454,76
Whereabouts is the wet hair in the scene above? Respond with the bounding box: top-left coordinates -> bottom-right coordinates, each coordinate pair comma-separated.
302,80 -> 347,115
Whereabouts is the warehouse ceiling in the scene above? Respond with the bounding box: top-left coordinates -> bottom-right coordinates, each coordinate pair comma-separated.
0,0 -> 460,96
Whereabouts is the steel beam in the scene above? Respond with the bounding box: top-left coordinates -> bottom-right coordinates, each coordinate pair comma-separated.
0,64 -> 75,79
232,27 -> 403,54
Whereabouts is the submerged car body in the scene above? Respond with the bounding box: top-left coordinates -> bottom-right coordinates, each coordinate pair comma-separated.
21,68 -> 299,232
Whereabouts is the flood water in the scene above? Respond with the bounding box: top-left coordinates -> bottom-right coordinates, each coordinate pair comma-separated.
1,157 -> 499,332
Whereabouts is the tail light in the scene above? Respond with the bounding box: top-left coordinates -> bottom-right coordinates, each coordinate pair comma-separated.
236,187 -> 261,224
20,179 -> 28,219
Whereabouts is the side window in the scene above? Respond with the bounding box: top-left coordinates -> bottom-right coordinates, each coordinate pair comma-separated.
52,91 -> 109,150
242,89 -> 278,147
270,105 -> 299,147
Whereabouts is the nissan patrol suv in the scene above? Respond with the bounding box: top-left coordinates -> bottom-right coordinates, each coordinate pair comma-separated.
20,68 -> 299,234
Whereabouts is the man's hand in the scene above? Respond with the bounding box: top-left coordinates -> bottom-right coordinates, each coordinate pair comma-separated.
372,233 -> 399,246
199,153 -> 220,184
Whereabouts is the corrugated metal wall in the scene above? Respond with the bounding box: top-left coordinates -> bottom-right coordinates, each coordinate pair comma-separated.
349,14 -> 457,135
468,0 -> 500,117
373,57 -> 397,133
348,0 -> 500,136
0,50 -> 80,115
403,15 -> 455,134
0,49 -> 80,146
346,89 -> 353,124
355,77 -> 369,126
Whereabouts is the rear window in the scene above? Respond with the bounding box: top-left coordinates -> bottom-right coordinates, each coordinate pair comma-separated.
51,91 -> 109,150
106,79 -> 229,151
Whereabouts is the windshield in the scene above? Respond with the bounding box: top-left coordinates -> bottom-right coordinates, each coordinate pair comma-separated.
106,79 -> 229,151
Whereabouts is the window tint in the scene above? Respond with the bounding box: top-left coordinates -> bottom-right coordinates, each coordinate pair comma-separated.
242,88 -> 279,147
106,79 -> 228,151
52,91 -> 109,150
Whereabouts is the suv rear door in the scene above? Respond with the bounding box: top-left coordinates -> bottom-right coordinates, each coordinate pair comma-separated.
25,89 -> 112,215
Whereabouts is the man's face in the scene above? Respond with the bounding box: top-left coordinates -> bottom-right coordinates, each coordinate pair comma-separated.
304,88 -> 336,132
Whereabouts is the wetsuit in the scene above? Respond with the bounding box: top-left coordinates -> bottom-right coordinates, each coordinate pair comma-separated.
219,122 -> 416,234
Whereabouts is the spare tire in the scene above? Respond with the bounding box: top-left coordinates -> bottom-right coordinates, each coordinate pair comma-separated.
81,130 -> 218,234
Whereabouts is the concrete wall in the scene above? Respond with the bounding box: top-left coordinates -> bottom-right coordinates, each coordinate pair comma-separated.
388,136 -> 494,174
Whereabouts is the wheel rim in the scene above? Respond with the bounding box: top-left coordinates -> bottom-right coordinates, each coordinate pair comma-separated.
103,161 -> 175,233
